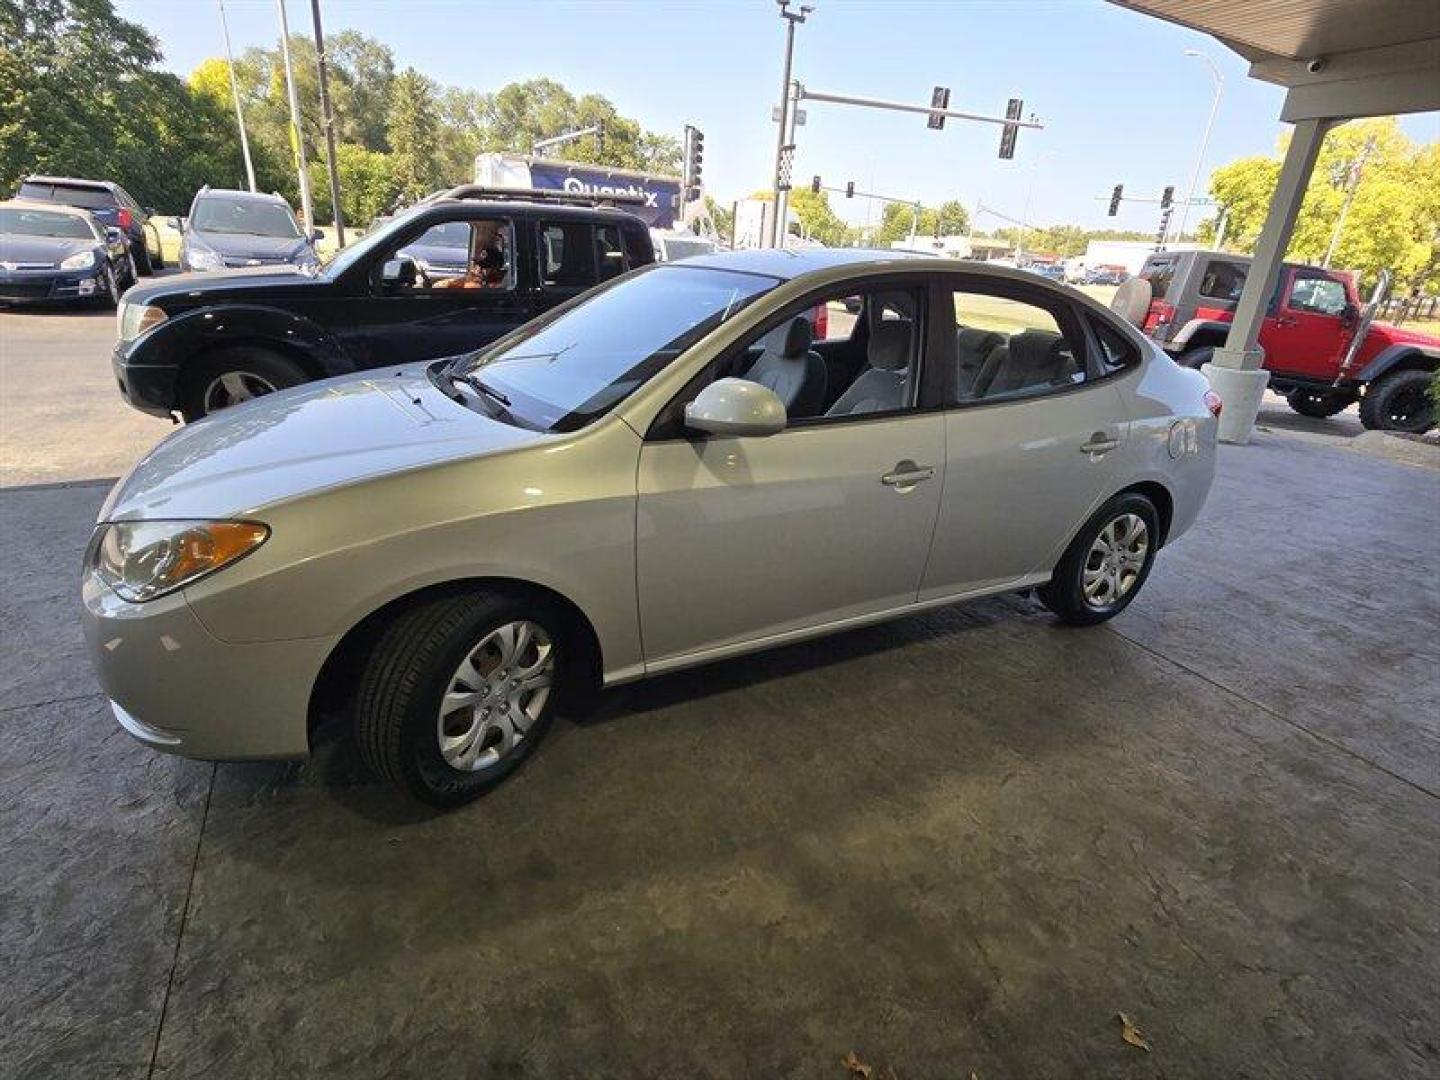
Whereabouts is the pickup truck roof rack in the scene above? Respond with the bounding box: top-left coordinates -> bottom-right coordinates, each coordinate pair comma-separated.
436,184 -> 649,208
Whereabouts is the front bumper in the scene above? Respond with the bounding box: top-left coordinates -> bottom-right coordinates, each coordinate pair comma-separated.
0,268 -> 103,303
112,342 -> 178,417
82,567 -> 336,760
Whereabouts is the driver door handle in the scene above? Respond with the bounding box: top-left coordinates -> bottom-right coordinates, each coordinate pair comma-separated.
881,462 -> 936,489
1080,434 -> 1120,456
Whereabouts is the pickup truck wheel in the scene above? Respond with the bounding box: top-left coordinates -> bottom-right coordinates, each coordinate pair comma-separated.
1287,389 -> 1351,418
1176,346 -> 1213,370
354,590 -> 571,807
181,348 -> 307,420
1359,368 -> 1435,433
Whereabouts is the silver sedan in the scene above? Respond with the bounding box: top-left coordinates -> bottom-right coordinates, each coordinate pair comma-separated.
82,250 -> 1219,806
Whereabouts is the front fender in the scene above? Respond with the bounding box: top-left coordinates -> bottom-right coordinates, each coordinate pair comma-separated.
1356,344 -> 1440,384
125,302 -> 352,377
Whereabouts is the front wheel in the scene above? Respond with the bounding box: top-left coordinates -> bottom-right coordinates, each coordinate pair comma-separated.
94,264 -> 119,308
1039,492 -> 1159,626
354,591 -> 572,807
1359,368 -> 1435,433
180,347 -> 307,420
1287,388 -> 1353,418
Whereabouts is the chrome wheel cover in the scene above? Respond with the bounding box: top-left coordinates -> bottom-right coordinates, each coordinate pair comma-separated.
203,370 -> 278,412
1082,512 -> 1148,609
436,620 -> 555,773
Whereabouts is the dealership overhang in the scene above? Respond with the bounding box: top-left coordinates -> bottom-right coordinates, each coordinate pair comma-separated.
1114,0 -> 1440,441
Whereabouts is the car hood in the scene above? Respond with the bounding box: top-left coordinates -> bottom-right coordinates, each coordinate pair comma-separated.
123,264 -> 318,304
100,365 -> 550,521
188,230 -> 311,261
1370,320 -> 1440,349
0,234 -> 95,264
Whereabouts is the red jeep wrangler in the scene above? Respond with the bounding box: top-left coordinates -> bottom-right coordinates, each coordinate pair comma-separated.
1137,250 -> 1438,432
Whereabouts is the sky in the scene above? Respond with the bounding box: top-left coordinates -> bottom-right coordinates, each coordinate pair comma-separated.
118,0 -> 1438,234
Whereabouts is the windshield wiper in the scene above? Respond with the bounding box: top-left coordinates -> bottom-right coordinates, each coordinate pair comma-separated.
449,370 -> 511,409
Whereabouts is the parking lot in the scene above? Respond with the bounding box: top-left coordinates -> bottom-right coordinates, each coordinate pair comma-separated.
2,299 -> 1436,1078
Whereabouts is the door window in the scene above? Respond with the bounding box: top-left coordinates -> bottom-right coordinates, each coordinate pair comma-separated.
950,287 -> 1085,402
388,219 -> 515,292
1288,275 -> 1348,316
594,224 -> 628,282
537,220 -> 597,288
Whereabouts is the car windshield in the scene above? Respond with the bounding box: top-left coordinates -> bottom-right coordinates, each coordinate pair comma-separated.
318,204 -> 429,277
454,264 -> 778,432
192,197 -> 300,238
0,208 -> 96,239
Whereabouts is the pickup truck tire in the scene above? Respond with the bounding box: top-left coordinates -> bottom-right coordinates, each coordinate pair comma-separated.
1176,346 -> 1213,371
1287,389 -> 1351,418
1359,368 -> 1435,433
133,242 -> 154,276
181,347 -> 307,421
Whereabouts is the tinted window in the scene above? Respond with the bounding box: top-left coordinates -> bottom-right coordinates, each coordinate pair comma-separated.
0,208 -> 97,239
192,197 -> 300,238
537,220 -> 597,287
1198,260 -> 1247,301
595,224 -> 627,282
1140,258 -> 1177,300
1289,275 -> 1348,316
18,182 -> 117,210
458,265 -> 777,432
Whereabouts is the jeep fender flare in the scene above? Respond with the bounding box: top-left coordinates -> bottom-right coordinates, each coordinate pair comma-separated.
1167,319 -> 1231,353
1356,343 -> 1440,385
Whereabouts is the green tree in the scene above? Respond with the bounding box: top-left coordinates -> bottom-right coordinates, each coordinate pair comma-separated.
387,68 -> 440,201
308,143 -> 397,228
874,199 -> 969,244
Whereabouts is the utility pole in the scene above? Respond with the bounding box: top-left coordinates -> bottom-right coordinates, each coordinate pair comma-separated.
1323,135 -> 1376,268
1175,49 -> 1223,245
310,0 -> 344,246
766,0 -> 810,248
217,0 -> 256,192
276,0 -> 315,235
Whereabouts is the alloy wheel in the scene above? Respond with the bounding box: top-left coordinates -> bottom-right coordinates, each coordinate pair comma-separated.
202,370 -> 279,412
1082,512 -> 1149,610
436,620 -> 555,773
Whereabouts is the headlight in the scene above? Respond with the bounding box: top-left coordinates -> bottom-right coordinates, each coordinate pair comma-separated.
60,251 -> 97,271
187,245 -> 224,270
92,520 -> 269,602
118,301 -> 167,342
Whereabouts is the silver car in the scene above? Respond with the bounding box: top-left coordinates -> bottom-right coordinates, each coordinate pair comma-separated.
82,250 -> 1219,806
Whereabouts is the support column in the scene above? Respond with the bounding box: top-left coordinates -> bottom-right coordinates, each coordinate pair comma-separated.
1204,116 -> 1332,443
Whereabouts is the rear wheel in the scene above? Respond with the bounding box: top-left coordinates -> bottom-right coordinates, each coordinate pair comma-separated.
180,347 -> 307,420
1176,346 -> 1213,371
1039,492 -> 1159,626
133,241 -> 154,276
354,590 -> 572,807
1287,388 -> 1352,418
1359,368 -> 1435,433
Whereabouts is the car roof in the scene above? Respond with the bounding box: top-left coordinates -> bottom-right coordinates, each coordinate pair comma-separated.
420,197 -> 649,225
0,198 -> 95,219
21,176 -> 114,191
195,188 -> 291,205
681,247 -> 927,279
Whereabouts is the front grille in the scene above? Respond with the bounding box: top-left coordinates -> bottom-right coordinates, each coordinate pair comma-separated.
222,256 -> 289,268
0,281 -> 53,300
1,262 -> 54,271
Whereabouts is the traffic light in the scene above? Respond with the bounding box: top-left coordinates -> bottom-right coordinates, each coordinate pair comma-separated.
811,175 -> 821,194
683,125 -> 705,201
927,86 -> 951,130
1108,184 -> 1123,216
998,98 -> 1023,159
1161,185 -> 1174,210
845,181 -> 855,199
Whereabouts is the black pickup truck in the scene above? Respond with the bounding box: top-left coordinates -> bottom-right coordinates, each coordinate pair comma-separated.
113,186 -> 655,419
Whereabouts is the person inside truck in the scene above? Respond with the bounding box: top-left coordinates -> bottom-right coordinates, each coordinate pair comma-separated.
434,220 -> 510,289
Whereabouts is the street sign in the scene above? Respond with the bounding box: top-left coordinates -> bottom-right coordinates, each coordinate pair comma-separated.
997,97 -> 1023,159
771,106 -> 807,125
927,86 -> 951,130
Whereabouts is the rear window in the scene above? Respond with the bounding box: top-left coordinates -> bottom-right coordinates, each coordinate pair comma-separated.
1139,258 -> 1176,300
1198,260 -> 1247,302
18,182 -> 117,210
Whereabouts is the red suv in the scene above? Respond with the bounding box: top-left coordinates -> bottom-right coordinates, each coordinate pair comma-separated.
1137,250 -> 1437,432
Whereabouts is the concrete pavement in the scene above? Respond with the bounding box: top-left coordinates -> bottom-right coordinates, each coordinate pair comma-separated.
2,427 -> 1437,1078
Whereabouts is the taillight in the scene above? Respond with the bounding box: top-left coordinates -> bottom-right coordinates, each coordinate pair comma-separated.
812,303 -> 828,339
1152,301 -> 1176,327
116,208 -> 132,230
1204,390 -> 1223,417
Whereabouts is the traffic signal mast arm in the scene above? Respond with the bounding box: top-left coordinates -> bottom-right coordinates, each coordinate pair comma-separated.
795,85 -> 1044,131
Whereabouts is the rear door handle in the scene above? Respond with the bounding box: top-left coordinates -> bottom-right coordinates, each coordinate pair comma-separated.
881,461 -> 936,489
1080,434 -> 1119,456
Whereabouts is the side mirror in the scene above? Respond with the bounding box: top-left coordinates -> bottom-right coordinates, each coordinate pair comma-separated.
1340,302 -> 1359,329
684,378 -> 787,438
310,228 -> 324,242
104,227 -> 124,245
381,256 -> 418,288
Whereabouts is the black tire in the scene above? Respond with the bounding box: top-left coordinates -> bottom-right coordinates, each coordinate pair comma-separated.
93,263 -> 119,309
1287,388 -> 1352,418
354,590 -> 573,807
180,347 -> 308,420
1038,491 -> 1160,627
133,240 -> 154,276
1176,346 -> 1213,371
1359,368 -> 1435,434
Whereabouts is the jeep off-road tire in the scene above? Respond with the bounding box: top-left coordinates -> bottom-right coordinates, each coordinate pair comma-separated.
1287,388 -> 1352,418
1359,368 -> 1435,434
354,590 -> 573,808
1176,346 -> 1213,371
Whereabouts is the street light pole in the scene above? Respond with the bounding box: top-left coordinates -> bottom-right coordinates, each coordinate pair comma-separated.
1175,49 -> 1223,245
1017,150 -> 1056,261
276,0 -> 315,234
766,0 -> 810,248
310,0 -> 345,247
217,0 -> 256,192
